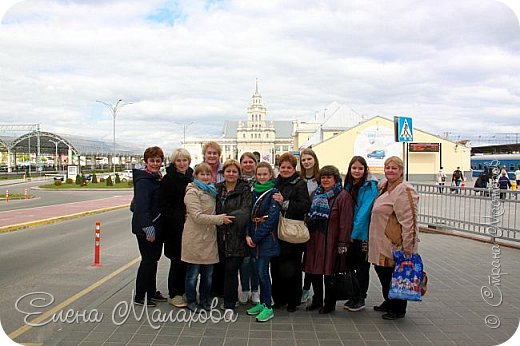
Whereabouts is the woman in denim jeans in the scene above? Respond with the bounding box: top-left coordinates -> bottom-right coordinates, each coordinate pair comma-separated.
238,152 -> 260,304
245,162 -> 280,322
181,163 -> 234,311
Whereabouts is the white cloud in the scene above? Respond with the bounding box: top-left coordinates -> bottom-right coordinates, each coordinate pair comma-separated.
1,0 -> 520,154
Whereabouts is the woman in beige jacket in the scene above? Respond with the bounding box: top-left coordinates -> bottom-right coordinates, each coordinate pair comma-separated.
181,163 -> 234,312
368,156 -> 419,320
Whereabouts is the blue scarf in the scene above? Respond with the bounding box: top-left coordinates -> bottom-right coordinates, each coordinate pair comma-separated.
308,183 -> 342,220
194,179 -> 217,198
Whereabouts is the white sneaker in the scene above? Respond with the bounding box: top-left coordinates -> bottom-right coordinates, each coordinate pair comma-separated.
301,289 -> 311,303
251,291 -> 260,304
238,290 -> 250,304
223,309 -> 236,322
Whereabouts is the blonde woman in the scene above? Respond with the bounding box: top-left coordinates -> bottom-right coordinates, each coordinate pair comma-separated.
159,148 -> 193,308
368,156 -> 419,320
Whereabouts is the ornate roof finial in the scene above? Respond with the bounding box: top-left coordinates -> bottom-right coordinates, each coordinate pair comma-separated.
255,78 -> 259,94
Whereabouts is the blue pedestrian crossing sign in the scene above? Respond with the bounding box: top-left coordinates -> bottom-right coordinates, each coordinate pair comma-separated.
394,116 -> 414,142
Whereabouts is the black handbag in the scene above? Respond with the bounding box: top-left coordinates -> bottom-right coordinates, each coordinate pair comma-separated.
332,253 -> 360,300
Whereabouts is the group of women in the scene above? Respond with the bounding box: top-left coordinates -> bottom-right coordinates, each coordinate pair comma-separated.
130,142 -> 420,323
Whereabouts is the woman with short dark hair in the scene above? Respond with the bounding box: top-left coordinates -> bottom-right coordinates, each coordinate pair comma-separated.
132,146 -> 166,307
303,165 -> 353,314
271,152 -> 311,312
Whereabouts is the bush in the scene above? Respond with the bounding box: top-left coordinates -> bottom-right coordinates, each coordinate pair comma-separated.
81,174 -> 87,186
100,177 -> 105,183
106,175 -> 114,186
115,173 -> 121,184
75,174 -> 82,185
92,173 -> 98,184
66,178 -> 73,184
127,180 -> 134,187
54,179 -> 62,186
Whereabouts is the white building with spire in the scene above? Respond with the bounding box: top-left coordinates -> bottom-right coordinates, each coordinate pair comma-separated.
184,81 -> 294,165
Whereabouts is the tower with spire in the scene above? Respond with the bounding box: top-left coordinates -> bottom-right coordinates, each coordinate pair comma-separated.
183,79 -> 294,165
236,79 -> 278,161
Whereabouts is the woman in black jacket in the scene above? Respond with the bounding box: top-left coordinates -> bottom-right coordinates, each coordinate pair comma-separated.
159,148 -> 193,308
271,152 -> 311,312
132,146 -> 166,307
216,159 -> 252,316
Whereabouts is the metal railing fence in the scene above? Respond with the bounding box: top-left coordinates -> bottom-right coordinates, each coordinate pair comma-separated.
410,183 -> 519,242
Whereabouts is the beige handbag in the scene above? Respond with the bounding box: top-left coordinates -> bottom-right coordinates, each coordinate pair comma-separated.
278,213 -> 310,244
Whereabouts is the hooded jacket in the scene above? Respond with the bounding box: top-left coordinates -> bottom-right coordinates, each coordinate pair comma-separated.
131,168 -> 162,237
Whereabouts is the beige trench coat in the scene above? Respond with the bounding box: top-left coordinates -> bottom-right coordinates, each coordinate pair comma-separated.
181,183 -> 224,265
368,180 -> 419,267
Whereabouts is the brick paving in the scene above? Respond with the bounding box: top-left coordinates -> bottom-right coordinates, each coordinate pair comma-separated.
10,231 -> 519,346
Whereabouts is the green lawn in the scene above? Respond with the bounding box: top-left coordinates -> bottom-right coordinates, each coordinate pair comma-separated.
0,193 -> 29,199
40,182 -> 132,189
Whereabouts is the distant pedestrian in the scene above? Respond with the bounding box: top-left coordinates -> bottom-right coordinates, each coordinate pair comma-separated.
515,166 -> 520,188
452,166 -> 464,194
498,169 -> 511,200
437,167 -> 446,193
132,146 -> 166,307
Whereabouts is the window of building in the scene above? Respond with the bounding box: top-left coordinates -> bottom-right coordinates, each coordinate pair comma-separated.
510,163 -> 515,171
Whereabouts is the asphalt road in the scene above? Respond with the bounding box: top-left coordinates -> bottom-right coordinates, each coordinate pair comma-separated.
0,207 -> 141,339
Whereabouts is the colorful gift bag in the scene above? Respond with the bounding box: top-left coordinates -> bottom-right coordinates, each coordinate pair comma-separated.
388,250 -> 424,301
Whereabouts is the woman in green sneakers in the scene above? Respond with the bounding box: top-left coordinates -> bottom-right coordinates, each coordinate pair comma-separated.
245,162 -> 281,322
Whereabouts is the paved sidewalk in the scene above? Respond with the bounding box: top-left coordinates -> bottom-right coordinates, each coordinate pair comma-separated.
8,232 -> 520,346
0,195 -> 132,232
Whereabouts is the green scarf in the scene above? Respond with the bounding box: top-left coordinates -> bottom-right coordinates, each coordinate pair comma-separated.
253,179 -> 276,193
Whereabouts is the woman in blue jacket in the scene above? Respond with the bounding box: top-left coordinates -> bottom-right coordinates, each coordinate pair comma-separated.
245,162 -> 280,322
343,156 -> 379,312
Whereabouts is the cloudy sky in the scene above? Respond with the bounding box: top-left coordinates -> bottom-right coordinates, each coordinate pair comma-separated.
0,0 -> 519,154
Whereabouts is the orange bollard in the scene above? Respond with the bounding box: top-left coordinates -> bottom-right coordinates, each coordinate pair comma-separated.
93,222 -> 101,266
24,188 -> 28,200
5,190 -> 8,203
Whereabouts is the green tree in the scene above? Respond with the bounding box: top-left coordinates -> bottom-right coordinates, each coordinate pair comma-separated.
92,172 -> 98,184
115,173 -> 121,184
75,174 -> 82,185
106,175 -> 114,186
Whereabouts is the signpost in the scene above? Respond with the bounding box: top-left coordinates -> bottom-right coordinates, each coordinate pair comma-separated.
394,116 -> 414,180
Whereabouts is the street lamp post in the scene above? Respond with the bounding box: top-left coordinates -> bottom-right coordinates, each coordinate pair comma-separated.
173,121 -> 194,148
49,139 -> 65,171
96,99 -> 132,174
